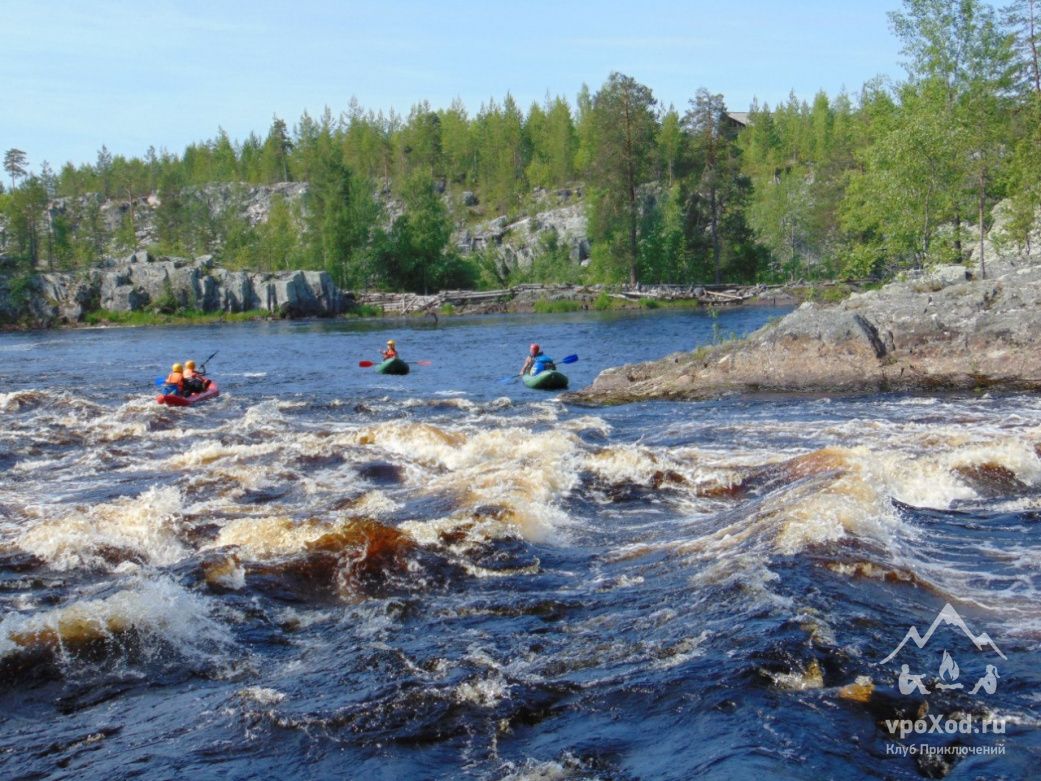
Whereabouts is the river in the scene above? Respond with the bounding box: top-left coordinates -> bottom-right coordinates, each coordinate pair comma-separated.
0,307 -> 1038,780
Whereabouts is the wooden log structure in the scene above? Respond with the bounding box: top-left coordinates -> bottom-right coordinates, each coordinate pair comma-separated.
354,281 -> 779,313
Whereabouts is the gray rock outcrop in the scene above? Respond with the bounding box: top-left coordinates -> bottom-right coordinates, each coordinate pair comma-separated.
567,259 -> 1041,405
8,181 -> 590,280
2,251 -> 350,326
41,183 -> 311,253
456,188 -> 589,273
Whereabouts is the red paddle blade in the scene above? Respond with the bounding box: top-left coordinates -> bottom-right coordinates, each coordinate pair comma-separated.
358,361 -> 375,368
414,360 -> 432,366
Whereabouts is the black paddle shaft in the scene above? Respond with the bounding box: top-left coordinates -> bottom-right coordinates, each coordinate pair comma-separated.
199,350 -> 218,374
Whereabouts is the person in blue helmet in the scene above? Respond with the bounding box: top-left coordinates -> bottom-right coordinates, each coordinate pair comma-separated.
520,343 -> 555,376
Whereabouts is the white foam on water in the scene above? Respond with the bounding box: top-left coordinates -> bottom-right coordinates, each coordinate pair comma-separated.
164,440 -> 281,469
893,397 -> 940,406
347,490 -> 401,517
0,389 -> 47,413
353,422 -> 582,541
18,485 -> 188,570
454,674 -> 509,707
942,438 -> 1041,486
205,516 -> 342,560
237,686 -> 286,704
498,754 -> 598,781
721,439 -> 1041,557
275,606 -> 338,631
648,630 -> 710,671
583,445 -> 665,485
0,576 -> 231,663
204,516 -> 406,566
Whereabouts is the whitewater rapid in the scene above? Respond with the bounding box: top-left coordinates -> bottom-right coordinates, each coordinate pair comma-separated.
1,312 -> 1039,779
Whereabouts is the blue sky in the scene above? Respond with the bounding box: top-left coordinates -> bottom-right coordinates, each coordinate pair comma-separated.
3,0 -> 904,171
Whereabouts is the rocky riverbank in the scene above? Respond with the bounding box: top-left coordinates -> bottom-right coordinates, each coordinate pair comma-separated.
0,251 -> 350,327
566,256 -> 1041,405
1,246 -> 799,329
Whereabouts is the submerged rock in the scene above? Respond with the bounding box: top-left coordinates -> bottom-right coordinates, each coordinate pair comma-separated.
567,261 -> 1041,404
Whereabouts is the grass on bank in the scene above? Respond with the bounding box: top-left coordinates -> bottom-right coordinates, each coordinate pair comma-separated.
533,298 -> 582,313
350,303 -> 384,317
84,301 -> 388,326
83,308 -> 272,326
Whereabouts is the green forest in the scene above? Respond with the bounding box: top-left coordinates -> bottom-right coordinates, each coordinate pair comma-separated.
2,0 -> 1039,293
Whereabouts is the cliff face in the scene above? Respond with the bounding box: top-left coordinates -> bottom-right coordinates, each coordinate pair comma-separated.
38,182 -> 311,253
2,251 -> 350,327
4,183 -> 590,278
455,188 -> 589,272
567,256 -> 1041,405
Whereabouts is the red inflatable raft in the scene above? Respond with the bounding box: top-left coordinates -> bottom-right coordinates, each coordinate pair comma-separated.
156,380 -> 220,407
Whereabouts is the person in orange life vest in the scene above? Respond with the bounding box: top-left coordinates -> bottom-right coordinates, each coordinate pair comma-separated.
182,359 -> 208,394
164,363 -> 185,395
520,343 -> 555,376
382,339 -> 399,360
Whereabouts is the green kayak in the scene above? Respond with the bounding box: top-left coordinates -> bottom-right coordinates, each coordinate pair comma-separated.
522,370 -> 568,390
376,357 -> 410,375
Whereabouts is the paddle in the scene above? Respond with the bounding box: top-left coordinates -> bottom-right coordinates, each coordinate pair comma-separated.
358,359 -> 432,368
498,354 -> 578,383
197,350 -> 218,374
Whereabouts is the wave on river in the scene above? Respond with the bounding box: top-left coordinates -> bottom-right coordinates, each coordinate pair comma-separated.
1,383 -> 1040,779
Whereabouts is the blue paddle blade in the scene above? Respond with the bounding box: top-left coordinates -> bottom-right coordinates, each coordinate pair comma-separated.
155,377 -> 166,387
498,375 -> 519,384
560,354 -> 578,364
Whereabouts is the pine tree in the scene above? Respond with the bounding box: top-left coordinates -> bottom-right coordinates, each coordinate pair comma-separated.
685,89 -> 742,283
586,73 -> 658,285
4,148 -> 28,191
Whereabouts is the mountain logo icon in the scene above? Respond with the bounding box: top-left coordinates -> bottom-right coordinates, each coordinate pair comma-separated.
880,603 -> 1006,665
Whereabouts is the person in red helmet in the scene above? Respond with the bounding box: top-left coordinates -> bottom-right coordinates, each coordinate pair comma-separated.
520,343 -> 555,376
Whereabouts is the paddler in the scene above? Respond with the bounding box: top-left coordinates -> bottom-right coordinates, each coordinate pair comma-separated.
182,359 -> 208,394
382,339 -> 399,360
520,343 -> 555,376
164,363 -> 185,395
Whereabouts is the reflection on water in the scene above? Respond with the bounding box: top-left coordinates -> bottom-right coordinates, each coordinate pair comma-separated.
0,309 -> 1039,779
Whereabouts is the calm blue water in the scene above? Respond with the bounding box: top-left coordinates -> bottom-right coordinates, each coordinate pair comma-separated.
0,307 -> 776,402
0,307 -> 1039,780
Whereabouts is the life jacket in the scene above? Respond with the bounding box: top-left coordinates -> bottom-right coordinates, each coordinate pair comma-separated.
532,354 -> 555,374
183,369 -> 208,391
165,371 -> 184,390
383,348 -> 398,360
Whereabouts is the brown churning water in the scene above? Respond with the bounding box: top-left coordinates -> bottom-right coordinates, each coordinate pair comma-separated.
0,312 -> 1038,778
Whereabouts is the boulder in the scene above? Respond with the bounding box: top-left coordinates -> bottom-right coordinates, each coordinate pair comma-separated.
213,269 -> 260,312
36,273 -> 98,323
255,270 -> 344,317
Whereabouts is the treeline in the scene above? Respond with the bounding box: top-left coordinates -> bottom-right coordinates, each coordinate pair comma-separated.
2,0 -> 1039,292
